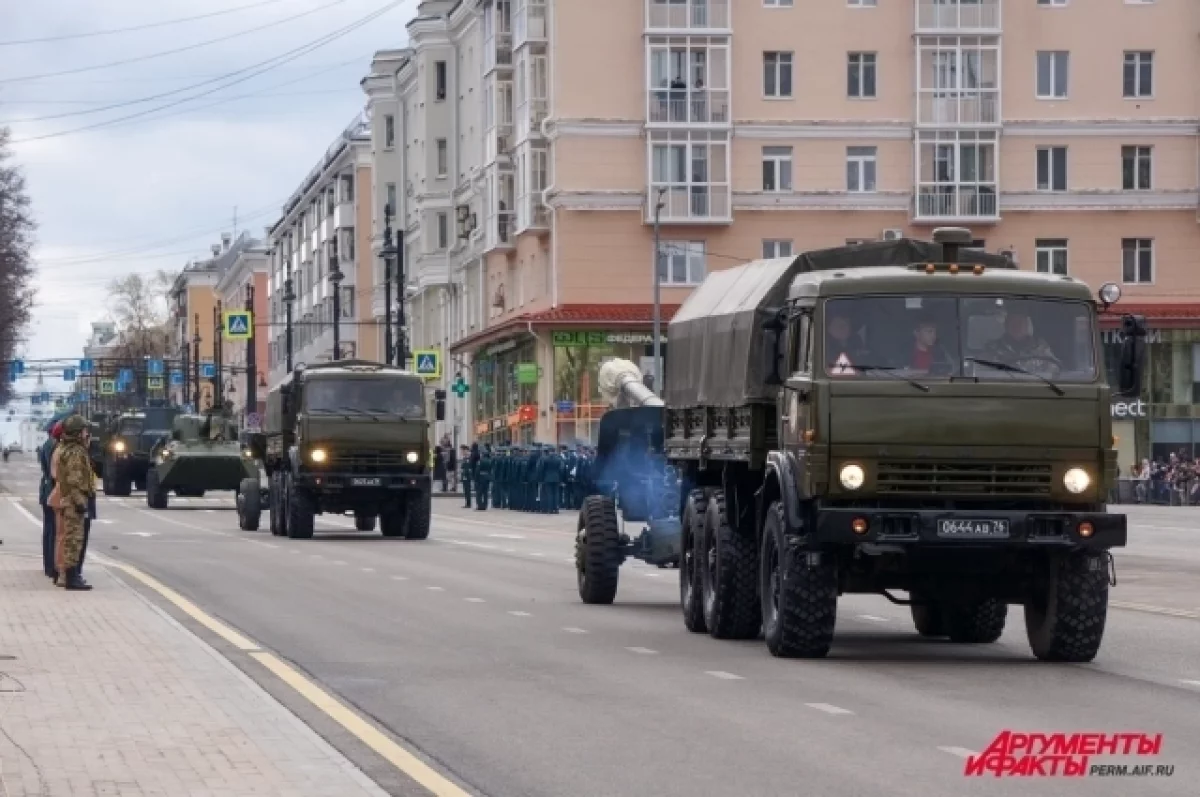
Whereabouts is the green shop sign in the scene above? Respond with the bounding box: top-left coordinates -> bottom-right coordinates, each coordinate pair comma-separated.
552,330 -> 665,347
515,363 -> 540,384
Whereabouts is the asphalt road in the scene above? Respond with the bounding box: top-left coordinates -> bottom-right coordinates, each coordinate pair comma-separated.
3,455 -> 1198,796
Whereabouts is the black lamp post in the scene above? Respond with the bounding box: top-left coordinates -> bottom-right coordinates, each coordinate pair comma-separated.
283,278 -> 296,371
395,229 -> 408,370
245,283 -> 257,413
191,317 -> 201,410
381,203 -> 396,366
329,237 -> 343,361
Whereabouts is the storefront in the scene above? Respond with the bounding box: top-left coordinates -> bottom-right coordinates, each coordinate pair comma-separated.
471,337 -> 539,446
550,329 -> 664,445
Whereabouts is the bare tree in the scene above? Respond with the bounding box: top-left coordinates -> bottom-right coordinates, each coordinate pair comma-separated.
0,128 -> 36,406
105,269 -> 177,401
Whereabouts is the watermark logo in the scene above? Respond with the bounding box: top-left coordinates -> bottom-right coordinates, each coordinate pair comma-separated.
965,732 -> 1172,778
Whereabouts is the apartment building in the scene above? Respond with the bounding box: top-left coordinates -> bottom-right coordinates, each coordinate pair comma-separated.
214,243 -> 270,422
265,114 -> 378,387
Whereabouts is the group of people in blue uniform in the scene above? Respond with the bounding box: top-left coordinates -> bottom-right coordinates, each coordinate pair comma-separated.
459,442 -> 596,514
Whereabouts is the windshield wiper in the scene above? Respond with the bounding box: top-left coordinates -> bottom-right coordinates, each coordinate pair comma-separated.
364,408 -> 413,421
838,364 -> 930,393
964,357 -> 1064,396
333,406 -> 380,422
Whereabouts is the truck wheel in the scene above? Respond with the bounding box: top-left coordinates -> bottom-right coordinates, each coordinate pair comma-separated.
273,474 -> 289,537
238,478 -> 261,531
380,504 -> 407,537
404,493 -> 432,540
286,481 -> 315,539
576,496 -> 621,605
1025,552 -> 1110,662
145,470 -> 169,510
945,599 -> 1007,643
700,490 -> 761,640
679,489 -> 709,633
760,502 -> 837,658
355,514 -> 376,532
910,600 -> 947,637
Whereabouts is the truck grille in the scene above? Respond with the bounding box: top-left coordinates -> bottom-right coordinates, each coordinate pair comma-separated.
325,449 -> 418,475
877,461 -> 1053,497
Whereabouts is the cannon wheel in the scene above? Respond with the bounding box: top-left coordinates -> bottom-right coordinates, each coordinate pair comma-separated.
576,496 -> 622,604
238,478 -> 261,531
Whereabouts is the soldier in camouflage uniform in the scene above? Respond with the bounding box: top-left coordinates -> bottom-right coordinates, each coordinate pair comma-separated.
54,415 -> 95,591
982,308 -> 1061,378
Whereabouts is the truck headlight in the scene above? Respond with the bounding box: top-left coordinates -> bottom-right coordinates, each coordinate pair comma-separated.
840,464 -> 865,490
112,440 -> 126,453
309,448 -> 327,463
406,451 -> 419,464
1064,468 -> 1090,494
242,448 -> 253,458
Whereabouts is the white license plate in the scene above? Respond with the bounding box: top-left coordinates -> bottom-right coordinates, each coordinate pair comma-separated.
350,477 -> 382,487
936,519 -> 1010,539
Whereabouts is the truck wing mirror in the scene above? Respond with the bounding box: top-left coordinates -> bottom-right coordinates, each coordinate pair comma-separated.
434,389 -> 446,422
1115,314 -> 1147,398
761,310 -> 786,387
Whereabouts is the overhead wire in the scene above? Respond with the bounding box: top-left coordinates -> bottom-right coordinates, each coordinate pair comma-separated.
10,0 -> 402,143
2,88 -> 352,107
0,0 -> 349,86
0,0 -> 291,46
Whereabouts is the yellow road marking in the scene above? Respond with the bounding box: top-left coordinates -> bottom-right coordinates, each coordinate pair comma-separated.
251,651 -> 470,797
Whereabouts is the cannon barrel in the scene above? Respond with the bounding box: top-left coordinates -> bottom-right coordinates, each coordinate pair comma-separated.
597,358 -> 663,408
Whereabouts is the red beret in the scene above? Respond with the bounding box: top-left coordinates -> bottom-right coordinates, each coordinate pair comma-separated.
50,422 -> 63,439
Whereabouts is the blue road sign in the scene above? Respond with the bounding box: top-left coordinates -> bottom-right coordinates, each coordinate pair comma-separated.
556,400 -> 575,414
200,362 -> 216,378
119,368 -> 133,384
40,391 -> 50,404
13,359 -> 23,375
79,358 -> 94,375
30,394 -> 40,405
170,370 -> 184,386
147,359 -> 164,376
80,391 -> 91,403
63,367 -> 76,382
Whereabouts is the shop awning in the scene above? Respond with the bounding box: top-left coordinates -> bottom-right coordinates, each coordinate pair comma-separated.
449,303 -> 682,354
1099,303 -> 1200,328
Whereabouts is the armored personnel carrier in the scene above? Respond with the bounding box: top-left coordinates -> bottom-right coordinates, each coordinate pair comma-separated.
145,410 -> 257,509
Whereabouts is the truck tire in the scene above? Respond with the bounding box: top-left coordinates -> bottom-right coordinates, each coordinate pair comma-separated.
355,513 -> 376,532
700,490 -> 760,640
269,473 -> 284,536
380,504 -> 407,537
145,470 -> 169,510
286,480 -> 315,539
679,489 -> 709,633
576,496 -> 622,605
910,600 -> 946,637
945,599 -> 1007,643
404,493 -> 432,540
1024,552 -> 1109,662
238,478 -> 261,531
760,502 -> 837,658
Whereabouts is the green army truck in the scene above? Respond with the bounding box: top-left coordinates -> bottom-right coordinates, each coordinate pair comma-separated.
254,360 -> 443,539
665,228 -> 1146,663
102,406 -> 181,495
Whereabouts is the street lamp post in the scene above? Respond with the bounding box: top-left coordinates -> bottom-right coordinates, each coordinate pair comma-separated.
283,278 -> 296,371
213,301 -> 224,400
329,237 -> 343,361
245,283 -> 257,416
381,203 -> 396,366
395,230 -> 408,369
191,317 -> 201,410
651,186 -> 666,391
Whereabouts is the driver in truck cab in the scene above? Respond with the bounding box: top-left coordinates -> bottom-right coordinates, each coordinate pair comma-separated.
982,307 -> 1061,376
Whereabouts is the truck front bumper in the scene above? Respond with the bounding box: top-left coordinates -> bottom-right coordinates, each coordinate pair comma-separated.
813,507 -> 1126,549
295,472 -> 431,494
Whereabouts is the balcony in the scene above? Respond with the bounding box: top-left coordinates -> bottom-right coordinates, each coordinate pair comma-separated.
914,185 -> 999,222
334,200 -> 355,229
513,0 -> 547,50
485,30 -> 513,73
487,123 -> 514,164
648,89 -> 730,125
647,184 -> 731,224
916,0 -> 1000,32
516,98 -> 547,141
486,210 -> 516,252
917,90 -> 1000,126
518,192 -> 549,233
647,0 -> 730,31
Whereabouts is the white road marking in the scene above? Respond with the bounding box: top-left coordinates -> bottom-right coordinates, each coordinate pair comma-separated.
1111,600 -> 1200,619
309,554 -> 323,559
95,519 -> 114,525
1179,679 -> 1200,688
857,614 -> 890,623
487,533 -> 525,540
464,597 -> 486,603
361,567 -> 376,573
507,611 -> 531,617
203,509 -> 216,513
391,575 -> 408,581
426,586 -> 445,592
564,558 -> 576,563
642,572 -> 662,578
124,532 -> 157,537
805,703 -> 853,715
626,647 -> 658,655
705,671 -> 744,680
503,548 -> 517,553
938,747 -> 977,759
562,627 -> 588,634
528,552 -> 545,557
332,560 -> 347,566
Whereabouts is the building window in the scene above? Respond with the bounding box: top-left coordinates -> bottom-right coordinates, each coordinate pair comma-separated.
847,53 -> 876,99
437,212 -> 449,249
763,52 -> 793,98
1122,145 -> 1152,190
435,61 -> 448,100
763,240 -> 793,258
762,146 -> 793,192
764,0 -> 794,5
848,0 -> 877,5
436,138 -> 448,177
343,232 -> 355,263
846,146 -> 877,192
1035,239 -> 1069,275
650,131 -> 730,220
1037,0 -> 1068,5
1036,51 -> 1068,99
341,287 -> 355,319
384,114 -> 395,148
658,241 -> 706,285
1121,238 -> 1153,284
1036,146 -> 1067,191
1123,51 -> 1153,98
385,182 -> 397,214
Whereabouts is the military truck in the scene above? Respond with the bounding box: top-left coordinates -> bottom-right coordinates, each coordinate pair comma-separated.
144,410 -> 257,509
255,360 -> 442,539
87,411 -> 114,477
102,407 -> 181,495
657,228 -> 1145,662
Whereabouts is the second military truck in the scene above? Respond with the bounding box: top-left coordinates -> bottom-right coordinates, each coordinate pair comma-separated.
256,360 -> 441,539
657,228 -> 1144,663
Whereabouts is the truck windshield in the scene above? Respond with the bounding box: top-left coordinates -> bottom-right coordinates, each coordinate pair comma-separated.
304,378 -> 425,417
822,296 -> 1097,383
118,418 -> 143,435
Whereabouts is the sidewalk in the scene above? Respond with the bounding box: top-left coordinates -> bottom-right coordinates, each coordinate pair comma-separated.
0,552 -> 389,797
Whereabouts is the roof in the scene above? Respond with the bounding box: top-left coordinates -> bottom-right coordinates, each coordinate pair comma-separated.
450,304 -> 682,354
791,265 -> 1095,303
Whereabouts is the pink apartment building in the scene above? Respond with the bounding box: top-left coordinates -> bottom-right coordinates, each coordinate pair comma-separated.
440,0 -> 1199,455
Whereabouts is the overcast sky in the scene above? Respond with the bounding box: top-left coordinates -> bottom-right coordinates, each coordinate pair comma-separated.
1,0 -> 413,438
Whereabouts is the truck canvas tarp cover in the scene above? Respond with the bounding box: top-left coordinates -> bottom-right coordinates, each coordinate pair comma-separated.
663,239 -> 1013,408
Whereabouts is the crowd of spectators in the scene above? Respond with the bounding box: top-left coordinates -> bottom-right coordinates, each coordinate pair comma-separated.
1117,452 -> 1200,505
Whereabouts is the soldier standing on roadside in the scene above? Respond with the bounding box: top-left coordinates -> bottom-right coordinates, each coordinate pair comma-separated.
38,421 -> 63,580
460,444 -> 474,508
475,444 -> 493,510
54,415 -> 94,591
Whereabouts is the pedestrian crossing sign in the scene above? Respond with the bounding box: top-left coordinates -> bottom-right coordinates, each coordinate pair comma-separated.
148,377 -> 164,390
831,353 -> 856,376
100,379 -> 116,395
223,311 -> 252,340
414,349 -> 441,380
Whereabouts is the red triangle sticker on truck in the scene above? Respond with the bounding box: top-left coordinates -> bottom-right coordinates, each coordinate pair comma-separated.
833,353 -> 856,375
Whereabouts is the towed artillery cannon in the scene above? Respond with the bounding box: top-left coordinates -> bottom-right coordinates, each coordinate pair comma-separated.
575,359 -> 683,604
